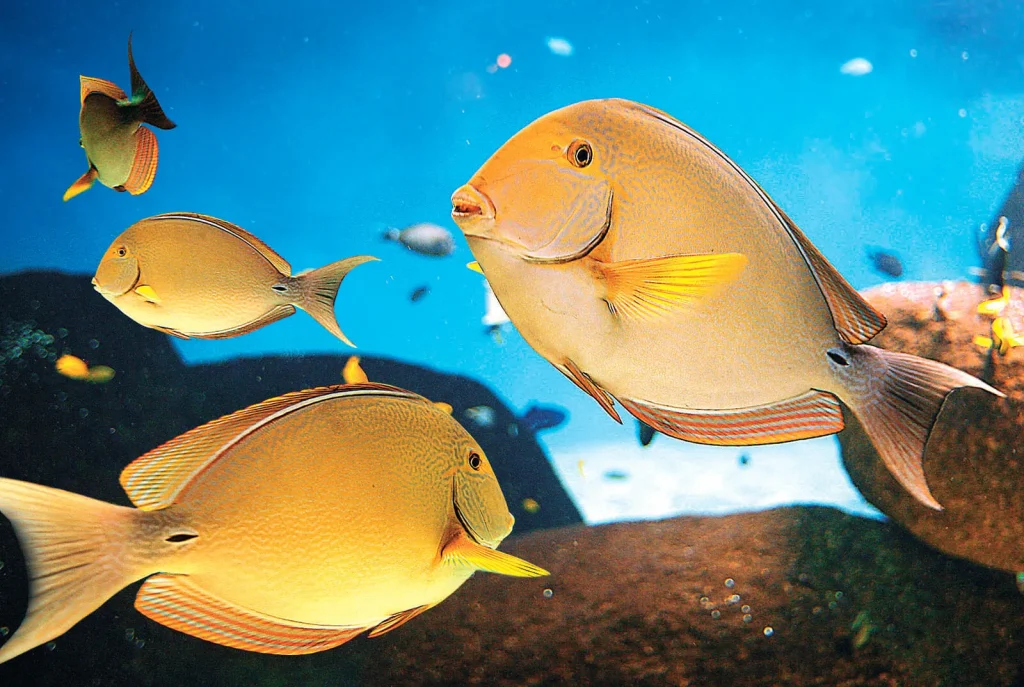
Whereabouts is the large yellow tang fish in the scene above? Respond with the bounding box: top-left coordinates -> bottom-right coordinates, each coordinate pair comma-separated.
450,98 -> 1002,510
0,383 -> 546,664
64,34 -> 176,201
92,213 -> 377,345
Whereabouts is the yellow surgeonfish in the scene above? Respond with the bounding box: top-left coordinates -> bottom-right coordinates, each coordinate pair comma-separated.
64,34 -> 176,201
974,317 -> 1024,356
55,354 -> 116,384
0,383 -> 546,664
450,98 -> 1003,510
978,286 -> 1011,317
92,213 -> 377,345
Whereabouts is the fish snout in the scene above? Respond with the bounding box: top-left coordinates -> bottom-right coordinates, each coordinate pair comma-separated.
451,184 -> 495,225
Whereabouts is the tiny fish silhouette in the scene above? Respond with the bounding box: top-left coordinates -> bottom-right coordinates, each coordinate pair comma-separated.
383,223 -> 456,257
866,249 -> 903,278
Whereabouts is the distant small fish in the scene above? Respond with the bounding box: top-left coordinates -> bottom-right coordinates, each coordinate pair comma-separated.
520,404 -> 568,433
987,216 -> 1012,256
521,497 -> 540,514
840,57 -> 873,76
978,285 -> 1010,317
604,470 -> 629,481
739,453 -> 751,467
343,356 -> 369,384
867,249 -> 903,278
637,420 -> 656,447
974,316 -> 1024,356
577,459 -> 586,479
92,213 -> 377,345
464,405 -> 496,428
546,37 -> 574,57
410,285 -> 431,302
383,223 -> 456,257
64,34 -> 176,202
55,354 -> 115,384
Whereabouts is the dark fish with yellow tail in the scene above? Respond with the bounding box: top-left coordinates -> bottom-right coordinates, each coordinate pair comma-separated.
92,212 -> 377,345
0,383 -> 547,664
451,97 -> 1003,510
64,34 -> 176,202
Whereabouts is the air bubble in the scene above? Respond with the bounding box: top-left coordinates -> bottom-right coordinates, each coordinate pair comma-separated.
542,588 -> 553,599
743,614 -> 752,623
909,48 -> 917,57
0,627 -> 8,637
46,641 -> 56,651
88,339 -> 100,350
763,626 -> 774,637
724,578 -> 735,588
711,610 -> 721,619
741,605 -> 750,613
727,594 -> 741,605
135,639 -> 146,649
125,628 -> 135,641
79,408 -> 90,419
958,108 -> 967,118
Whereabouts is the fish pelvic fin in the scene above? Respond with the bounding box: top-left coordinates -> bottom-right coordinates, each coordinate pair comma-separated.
0,478 -> 142,665
442,533 -> 549,577
62,167 -> 97,202
834,344 -> 1005,510
597,252 -> 748,323
295,255 -> 379,347
125,33 -> 176,130
136,574 -> 366,655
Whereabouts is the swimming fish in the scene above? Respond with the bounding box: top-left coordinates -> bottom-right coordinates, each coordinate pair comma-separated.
54,354 -> 115,384
92,213 -> 377,345
343,356 -> 369,384
0,383 -> 546,664
464,405 -> 496,428
450,97 -> 1003,510
410,285 -> 431,302
383,223 -> 456,257
520,404 -> 568,433
64,34 -> 176,202
974,317 -> 1024,356
978,285 -> 1011,317
866,249 -> 903,279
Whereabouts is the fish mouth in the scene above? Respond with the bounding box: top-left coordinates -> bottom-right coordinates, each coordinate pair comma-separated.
451,184 -> 495,223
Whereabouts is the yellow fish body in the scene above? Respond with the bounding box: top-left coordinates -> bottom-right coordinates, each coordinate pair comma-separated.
92,213 -> 377,345
64,34 -> 176,201
451,98 -> 1002,510
55,354 -> 116,383
0,383 -> 546,664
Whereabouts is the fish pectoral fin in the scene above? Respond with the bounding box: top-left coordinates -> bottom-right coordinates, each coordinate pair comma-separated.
433,402 -> 453,415
597,252 -> 748,322
135,574 -> 366,655
134,284 -> 161,304
558,358 -> 621,423
442,533 -> 549,577
618,390 -> 845,446
62,168 -> 97,202
467,261 -> 484,274
79,75 -> 128,105
367,604 -> 436,638
123,126 -> 159,195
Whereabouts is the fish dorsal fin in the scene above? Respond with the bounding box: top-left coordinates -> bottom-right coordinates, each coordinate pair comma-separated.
119,383 -> 423,510
626,101 -> 887,344
79,76 -> 127,105
148,213 -> 293,276
136,574 -> 367,655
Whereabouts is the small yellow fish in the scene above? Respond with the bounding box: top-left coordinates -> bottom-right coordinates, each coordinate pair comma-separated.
978,285 -> 1011,317
451,97 -> 1003,510
974,317 -> 1024,356
55,354 -> 116,384
343,356 -> 369,384
64,34 -> 176,201
522,497 -> 540,514
577,459 -> 587,479
92,213 -> 377,345
0,383 -> 546,664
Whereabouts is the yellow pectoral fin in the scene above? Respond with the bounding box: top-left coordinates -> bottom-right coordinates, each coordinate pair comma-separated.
134,285 -> 161,304
973,335 -> 994,350
443,534 -> 549,577
598,252 -> 748,322
467,261 -> 483,274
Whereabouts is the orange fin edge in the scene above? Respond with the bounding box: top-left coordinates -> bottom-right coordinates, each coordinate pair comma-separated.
80,76 -> 128,105
63,168 -> 98,202
123,126 -> 159,195
559,359 -> 621,423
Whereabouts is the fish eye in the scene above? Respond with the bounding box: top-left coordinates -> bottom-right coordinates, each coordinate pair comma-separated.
568,140 -> 593,168
116,246 -> 127,258
468,451 -> 482,470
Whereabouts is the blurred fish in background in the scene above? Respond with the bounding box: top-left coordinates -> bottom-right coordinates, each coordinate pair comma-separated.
383,223 -> 456,257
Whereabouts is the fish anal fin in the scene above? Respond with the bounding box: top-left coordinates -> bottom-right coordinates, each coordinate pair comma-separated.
150,324 -> 190,340
63,168 -> 97,202
123,126 -> 159,195
186,304 -> 297,340
367,604 -> 435,638
80,76 -> 127,105
618,389 -> 845,446
560,359 -> 621,423
442,532 -> 549,577
135,575 -> 365,655
597,252 -> 747,322
119,384 -> 424,510
148,213 -> 293,275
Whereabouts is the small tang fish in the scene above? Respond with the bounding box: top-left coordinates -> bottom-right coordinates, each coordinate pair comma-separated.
974,317 -> 1024,356
383,223 -> 456,257
64,34 -> 176,201
410,285 -> 431,302
451,98 -> 1003,510
0,383 -> 547,664
978,285 -> 1011,317
55,354 -> 115,383
866,249 -> 903,279
520,404 -> 568,433
92,213 -> 377,345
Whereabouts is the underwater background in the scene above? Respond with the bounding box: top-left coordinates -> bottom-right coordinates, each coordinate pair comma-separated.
4,0 -> 1024,684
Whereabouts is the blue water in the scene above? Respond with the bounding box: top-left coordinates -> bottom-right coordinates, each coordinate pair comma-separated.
2,0 -> 1023,509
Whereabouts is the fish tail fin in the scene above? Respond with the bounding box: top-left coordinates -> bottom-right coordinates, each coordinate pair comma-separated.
837,345 -> 1004,511
295,256 -> 379,347
0,478 -> 143,665
125,32 -> 176,130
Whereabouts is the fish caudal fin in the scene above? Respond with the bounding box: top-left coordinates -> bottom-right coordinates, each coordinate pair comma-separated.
62,168 -> 97,202
295,256 -> 379,347
0,479 -> 140,664
126,33 -> 176,130
838,345 -> 1005,510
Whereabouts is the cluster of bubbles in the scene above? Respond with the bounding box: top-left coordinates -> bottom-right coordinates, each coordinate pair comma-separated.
0,320 -> 61,388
